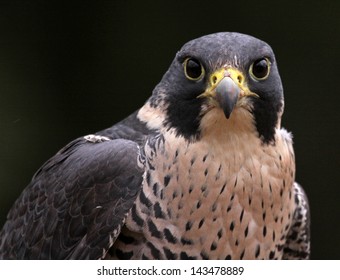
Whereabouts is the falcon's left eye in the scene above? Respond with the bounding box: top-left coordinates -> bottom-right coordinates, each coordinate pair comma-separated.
249,58 -> 271,81
183,58 -> 205,81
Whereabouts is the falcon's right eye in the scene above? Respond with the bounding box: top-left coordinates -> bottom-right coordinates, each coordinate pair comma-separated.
183,58 -> 205,81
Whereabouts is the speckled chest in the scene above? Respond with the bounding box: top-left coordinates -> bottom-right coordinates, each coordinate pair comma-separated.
114,128 -> 295,259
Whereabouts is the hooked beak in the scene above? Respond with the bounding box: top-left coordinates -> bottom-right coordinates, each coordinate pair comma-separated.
198,68 -> 258,118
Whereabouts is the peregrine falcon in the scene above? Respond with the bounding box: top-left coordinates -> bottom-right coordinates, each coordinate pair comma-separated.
0,32 -> 310,259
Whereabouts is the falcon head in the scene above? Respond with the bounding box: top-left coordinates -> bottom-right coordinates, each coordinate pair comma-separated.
143,32 -> 284,144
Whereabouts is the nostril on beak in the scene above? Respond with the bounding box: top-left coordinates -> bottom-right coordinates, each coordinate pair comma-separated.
212,75 -> 218,85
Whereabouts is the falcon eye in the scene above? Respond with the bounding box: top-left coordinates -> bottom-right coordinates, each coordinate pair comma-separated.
184,58 -> 205,81
249,58 -> 271,81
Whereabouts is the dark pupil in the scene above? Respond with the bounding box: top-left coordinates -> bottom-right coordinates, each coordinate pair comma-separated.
253,59 -> 268,78
186,59 -> 202,79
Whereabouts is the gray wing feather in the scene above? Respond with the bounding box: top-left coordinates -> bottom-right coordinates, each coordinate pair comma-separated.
283,182 -> 311,259
0,137 -> 144,259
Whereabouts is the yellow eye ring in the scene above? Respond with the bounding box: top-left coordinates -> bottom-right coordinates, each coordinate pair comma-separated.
249,57 -> 271,81
183,58 -> 205,81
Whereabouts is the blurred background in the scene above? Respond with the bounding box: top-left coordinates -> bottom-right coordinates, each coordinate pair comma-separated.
0,0 -> 339,259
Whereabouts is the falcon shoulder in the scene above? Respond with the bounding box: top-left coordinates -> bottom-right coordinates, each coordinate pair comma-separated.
0,112 -> 149,259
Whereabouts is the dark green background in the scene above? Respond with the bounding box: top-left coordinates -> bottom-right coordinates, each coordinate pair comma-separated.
0,1 -> 339,259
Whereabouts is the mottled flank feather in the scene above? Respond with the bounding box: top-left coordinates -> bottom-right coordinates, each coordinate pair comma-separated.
283,183 -> 311,259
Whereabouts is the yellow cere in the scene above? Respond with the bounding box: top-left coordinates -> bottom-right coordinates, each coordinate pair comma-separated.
198,67 -> 259,99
